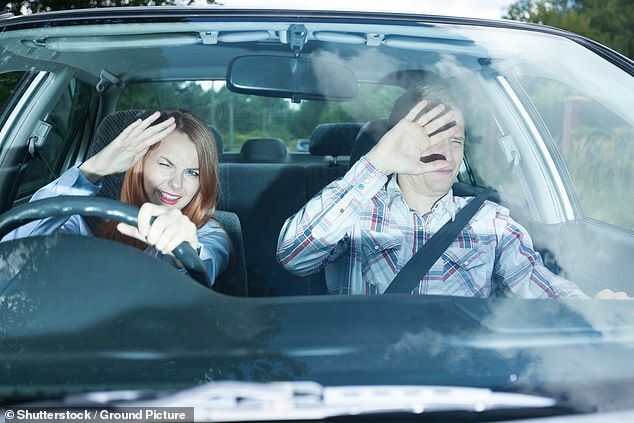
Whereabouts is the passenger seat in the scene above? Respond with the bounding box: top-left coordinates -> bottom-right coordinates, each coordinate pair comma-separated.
305,122 -> 362,198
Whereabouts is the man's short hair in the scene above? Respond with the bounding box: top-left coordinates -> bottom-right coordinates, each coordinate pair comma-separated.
388,72 -> 461,128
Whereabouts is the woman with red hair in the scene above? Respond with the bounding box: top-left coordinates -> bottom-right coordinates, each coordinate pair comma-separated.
3,110 -> 230,283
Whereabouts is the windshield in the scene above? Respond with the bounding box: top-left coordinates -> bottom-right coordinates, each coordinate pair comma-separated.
0,9 -> 633,419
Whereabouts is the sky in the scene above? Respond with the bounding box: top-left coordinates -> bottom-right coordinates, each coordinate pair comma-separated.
210,0 -> 514,20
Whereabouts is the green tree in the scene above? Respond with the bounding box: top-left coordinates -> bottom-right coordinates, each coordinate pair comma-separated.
1,0 -> 213,15
504,0 -> 633,59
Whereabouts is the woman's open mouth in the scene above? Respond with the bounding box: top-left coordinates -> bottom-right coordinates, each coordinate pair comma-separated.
158,190 -> 181,206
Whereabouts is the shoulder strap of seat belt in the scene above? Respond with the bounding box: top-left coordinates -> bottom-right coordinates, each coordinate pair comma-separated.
384,188 -> 491,294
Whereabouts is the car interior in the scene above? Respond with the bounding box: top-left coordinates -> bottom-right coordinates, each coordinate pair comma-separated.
3,11 -> 634,420
0,19 -> 497,297
1,14 -> 631,299
38,101 -> 500,298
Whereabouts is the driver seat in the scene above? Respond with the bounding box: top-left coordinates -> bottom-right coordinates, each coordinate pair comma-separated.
87,109 -> 247,296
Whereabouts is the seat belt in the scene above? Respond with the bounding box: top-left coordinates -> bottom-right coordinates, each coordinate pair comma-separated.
384,187 -> 491,294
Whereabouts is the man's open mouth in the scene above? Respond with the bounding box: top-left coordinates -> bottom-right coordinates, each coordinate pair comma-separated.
420,153 -> 447,163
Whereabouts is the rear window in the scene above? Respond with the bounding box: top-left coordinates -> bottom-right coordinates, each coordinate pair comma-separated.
117,81 -> 403,152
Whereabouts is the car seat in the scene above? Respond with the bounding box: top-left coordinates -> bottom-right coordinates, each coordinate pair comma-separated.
240,138 -> 288,163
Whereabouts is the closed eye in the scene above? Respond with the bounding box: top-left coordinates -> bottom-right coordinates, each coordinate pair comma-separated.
158,156 -> 173,167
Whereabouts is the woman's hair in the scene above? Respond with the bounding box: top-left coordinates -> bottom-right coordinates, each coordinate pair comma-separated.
98,109 -> 220,249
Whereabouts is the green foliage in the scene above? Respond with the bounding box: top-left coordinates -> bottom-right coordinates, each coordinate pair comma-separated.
562,125 -> 634,229
504,0 -> 634,58
117,81 -> 404,153
287,101 -> 326,140
515,74 -> 634,230
1,0 -> 213,14
0,71 -> 25,112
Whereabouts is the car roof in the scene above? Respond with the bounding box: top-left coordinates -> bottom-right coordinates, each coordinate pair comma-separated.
0,7 -> 600,88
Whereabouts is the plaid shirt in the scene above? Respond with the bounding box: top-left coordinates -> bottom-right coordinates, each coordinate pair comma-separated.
277,157 -> 588,298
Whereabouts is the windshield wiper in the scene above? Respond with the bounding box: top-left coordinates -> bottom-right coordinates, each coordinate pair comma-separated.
12,382 -> 566,421
85,382 -> 559,421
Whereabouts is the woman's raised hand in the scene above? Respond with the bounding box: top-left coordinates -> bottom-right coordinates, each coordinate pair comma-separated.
80,112 -> 176,183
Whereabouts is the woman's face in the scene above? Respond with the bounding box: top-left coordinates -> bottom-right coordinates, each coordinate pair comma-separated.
142,131 -> 200,210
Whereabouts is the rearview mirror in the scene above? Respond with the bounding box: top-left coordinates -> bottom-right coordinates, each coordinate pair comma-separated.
227,55 -> 358,102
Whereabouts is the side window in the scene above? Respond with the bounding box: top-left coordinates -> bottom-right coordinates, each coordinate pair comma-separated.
456,79 -> 525,199
520,76 -> 634,231
16,78 -> 96,197
0,71 -> 27,115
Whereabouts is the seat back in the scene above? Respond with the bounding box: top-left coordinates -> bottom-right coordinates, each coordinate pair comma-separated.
309,122 -> 362,158
349,119 -> 390,168
218,163 -> 319,296
211,210 -> 248,296
305,122 -> 362,198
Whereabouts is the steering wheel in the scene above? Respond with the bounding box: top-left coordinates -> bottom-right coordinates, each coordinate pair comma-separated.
0,196 -> 212,288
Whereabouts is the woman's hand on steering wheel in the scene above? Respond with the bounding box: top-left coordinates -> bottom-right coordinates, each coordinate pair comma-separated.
0,196 -> 211,287
116,203 -> 199,256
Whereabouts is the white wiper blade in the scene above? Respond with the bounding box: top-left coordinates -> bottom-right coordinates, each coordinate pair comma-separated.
126,382 -> 557,421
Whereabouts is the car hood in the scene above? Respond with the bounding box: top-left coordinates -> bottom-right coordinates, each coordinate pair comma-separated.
2,238 -> 634,412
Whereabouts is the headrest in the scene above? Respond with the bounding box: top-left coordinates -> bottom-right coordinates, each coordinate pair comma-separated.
83,110 -> 153,234
240,138 -> 288,162
208,124 -> 224,153
309,122 -> 362,157
89,109 -> 153,201
349,119 -> 390,168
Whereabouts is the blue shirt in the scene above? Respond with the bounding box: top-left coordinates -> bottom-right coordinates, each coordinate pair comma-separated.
2,166 -> 230,283
277,157 -> 588,298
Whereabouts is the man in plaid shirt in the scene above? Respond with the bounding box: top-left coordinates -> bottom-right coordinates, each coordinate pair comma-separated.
277,76 -> 627,299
